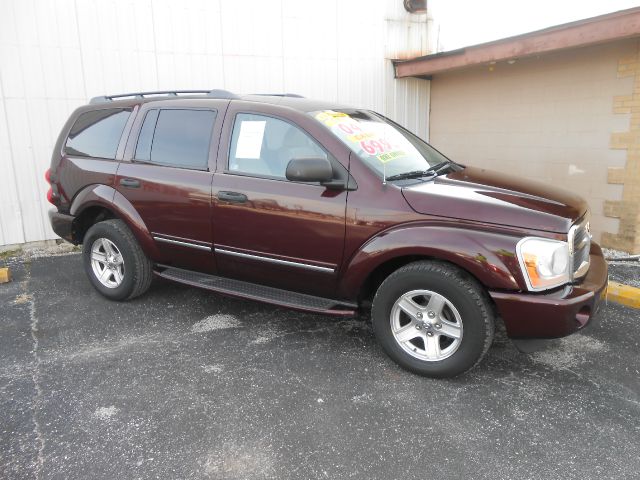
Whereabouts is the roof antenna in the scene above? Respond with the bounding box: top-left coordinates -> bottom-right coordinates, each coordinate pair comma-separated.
382,162 -> 387,185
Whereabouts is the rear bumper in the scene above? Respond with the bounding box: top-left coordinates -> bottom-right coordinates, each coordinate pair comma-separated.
48,209 -> 76,243
489,243 -> 608,339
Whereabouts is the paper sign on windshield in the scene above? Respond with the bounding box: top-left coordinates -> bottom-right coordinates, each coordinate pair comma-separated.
235,120 -> 266,159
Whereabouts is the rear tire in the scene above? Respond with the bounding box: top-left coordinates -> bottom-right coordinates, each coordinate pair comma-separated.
83,219 -> 153,301
371,261 -> 494,378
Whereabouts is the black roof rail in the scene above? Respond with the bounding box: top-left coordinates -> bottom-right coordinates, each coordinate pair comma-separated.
89,89 -> 239,104
251,93 -> 305,98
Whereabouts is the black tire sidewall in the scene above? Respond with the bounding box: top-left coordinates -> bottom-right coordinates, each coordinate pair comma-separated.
372,266 -> 491,377
83,221 -> 139,301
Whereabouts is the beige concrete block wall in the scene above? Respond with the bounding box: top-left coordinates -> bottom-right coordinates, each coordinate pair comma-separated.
606,46 -> 640,253
428,39 -> 638,247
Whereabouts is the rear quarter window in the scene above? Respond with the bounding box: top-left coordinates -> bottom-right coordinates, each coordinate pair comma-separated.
65,108 -> 131,159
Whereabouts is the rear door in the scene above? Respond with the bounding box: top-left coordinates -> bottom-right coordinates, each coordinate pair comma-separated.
117,99 -> 228,273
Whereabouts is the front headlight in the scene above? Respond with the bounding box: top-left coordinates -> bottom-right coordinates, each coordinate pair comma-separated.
516,237 -> 570,291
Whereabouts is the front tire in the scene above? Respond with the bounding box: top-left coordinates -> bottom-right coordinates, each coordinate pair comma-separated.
82,219 -> 153,301
371,261 -> 494,378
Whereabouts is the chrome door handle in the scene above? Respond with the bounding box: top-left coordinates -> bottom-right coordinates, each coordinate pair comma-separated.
217,191 -> 248,203
120,178 -> 140,188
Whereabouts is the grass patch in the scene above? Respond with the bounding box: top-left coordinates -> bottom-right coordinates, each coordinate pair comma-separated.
0,249 -> 21,260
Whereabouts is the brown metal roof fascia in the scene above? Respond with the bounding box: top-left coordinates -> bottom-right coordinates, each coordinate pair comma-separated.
394,7 -> 640,78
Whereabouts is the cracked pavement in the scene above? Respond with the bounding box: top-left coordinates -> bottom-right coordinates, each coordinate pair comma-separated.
1,254 -> 639,479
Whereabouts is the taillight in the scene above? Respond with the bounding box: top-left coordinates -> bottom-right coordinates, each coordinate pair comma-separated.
45,168 -> 55,205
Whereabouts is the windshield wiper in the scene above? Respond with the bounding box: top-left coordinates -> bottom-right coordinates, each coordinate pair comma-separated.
425,161 -> 453,175
385,161 -> 453,182
385,170 -> 437,181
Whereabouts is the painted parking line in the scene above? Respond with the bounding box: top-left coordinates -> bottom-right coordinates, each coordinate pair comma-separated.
0,267 -> 11,284
607,281 -> 640,309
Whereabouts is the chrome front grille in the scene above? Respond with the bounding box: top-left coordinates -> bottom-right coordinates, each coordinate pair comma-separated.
569,215 -> 591,280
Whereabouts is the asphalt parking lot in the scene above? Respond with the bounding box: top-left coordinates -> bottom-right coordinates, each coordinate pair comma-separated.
1,253 -> 639,480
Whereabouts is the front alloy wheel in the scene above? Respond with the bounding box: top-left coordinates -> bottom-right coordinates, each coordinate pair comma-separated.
371,261 -> 494,378
391,289 -> 463,362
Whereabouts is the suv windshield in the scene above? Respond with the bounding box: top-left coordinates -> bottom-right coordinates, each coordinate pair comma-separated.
309,109 -> 452,179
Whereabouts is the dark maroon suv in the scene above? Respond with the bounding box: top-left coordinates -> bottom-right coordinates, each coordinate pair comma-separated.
47,89 -> 608,377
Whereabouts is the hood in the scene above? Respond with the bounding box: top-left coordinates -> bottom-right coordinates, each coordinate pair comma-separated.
401,166 -> 587,233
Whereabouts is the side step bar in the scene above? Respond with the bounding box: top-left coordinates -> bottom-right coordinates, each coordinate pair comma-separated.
153,266 -> 358,317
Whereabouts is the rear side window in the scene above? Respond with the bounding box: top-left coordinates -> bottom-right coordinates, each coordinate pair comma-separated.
134,109 -> 216,170
65,108 -> 131,159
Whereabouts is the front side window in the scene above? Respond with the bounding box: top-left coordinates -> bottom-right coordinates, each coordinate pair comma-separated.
310,109 -> 450,179
65,108 -> 131,159
135,109 -> 216,169
228,113 -> 327,179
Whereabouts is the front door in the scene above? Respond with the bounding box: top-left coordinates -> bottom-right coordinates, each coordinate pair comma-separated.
117,102 -> 226,273
212,109 -> 347,298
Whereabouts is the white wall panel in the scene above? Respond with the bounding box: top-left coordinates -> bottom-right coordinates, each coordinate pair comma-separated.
0,0 -> 430,247
283,58 -> 339,100
0,82 -> 25,245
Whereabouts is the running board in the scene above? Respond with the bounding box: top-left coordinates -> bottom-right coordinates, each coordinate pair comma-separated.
154,266 -> 358,316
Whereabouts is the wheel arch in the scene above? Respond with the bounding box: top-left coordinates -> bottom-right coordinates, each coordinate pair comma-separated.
338,224 -> 526,301
72,205 -> 117,243
69,184 -> 162,261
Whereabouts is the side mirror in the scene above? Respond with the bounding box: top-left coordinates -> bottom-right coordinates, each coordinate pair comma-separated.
286,157 -> 333,183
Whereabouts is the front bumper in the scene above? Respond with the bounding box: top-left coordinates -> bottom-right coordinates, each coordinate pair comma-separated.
48,209 -> 76,243
489,243 -> 608,339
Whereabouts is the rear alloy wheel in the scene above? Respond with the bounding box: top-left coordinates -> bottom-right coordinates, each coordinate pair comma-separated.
90,238 -> 125,288
372,261 -> 494,378
83,219 -> 153,301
